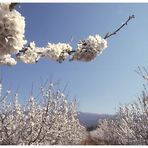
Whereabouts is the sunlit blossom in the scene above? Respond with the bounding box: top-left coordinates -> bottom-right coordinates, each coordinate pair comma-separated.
71,34 -> 107,61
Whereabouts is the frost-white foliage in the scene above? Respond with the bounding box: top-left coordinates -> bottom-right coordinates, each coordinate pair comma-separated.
0,3 -> 26,55
95,91 -> 148,145
0,82 -> 86,145
71,35 -> 107,61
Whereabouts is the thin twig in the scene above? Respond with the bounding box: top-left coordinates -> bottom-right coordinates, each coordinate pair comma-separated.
135,66 -> 148,81
104,15 -> 135,39
68,15 -> 135,56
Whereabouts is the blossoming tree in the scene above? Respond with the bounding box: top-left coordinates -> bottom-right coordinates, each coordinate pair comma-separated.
0,3 -> 134,66
91,67 -> 148,145
0,81 -> 86,145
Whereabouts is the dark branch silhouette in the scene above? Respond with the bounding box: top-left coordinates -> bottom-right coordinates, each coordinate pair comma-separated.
9,3 -> 19,11
104,15 -> 135,39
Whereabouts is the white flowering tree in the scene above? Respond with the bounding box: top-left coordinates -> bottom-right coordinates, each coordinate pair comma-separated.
93,67 -> 148,145
0,81 -> 86,145
0,3 -> 134,66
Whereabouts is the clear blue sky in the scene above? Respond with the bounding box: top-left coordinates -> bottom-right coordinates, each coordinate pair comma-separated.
1,3 -> 148,114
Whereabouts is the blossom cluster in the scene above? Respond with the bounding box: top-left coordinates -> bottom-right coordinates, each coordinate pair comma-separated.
71,35 -> 107,61
0,3 -> 26,66
16,42 -> 42,64
16,42 -> 72,64
0,54 -> 17,66
44,42 -> 72,62
0,82 -> 86,145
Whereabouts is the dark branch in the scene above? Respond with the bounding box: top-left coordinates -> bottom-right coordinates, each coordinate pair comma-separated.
9,3 -> 19,11
68,15 -> 135,56
28,126 -> 43,145
104,15 -> 135,39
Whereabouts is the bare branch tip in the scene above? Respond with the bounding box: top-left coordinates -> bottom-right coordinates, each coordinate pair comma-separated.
129,15 -> 135,19
104,15 -> 135,39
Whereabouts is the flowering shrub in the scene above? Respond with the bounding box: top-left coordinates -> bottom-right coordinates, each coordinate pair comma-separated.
0,82 -> 86,145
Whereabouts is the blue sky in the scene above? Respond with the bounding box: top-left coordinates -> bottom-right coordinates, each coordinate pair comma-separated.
1,3 -> 148,114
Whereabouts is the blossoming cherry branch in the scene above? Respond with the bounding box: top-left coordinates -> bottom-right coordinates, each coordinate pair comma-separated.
0,3 -> 135,66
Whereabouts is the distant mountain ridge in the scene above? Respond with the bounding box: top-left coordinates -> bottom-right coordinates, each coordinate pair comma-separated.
77,111 -> 114,129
